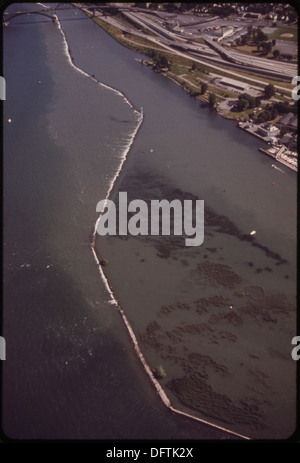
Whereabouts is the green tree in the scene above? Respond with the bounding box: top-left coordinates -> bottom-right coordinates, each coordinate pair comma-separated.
208,92 -> 217,109
257,110 -> 272,123
192,63 -> 208,74
200,64 -> 209,74
237,97 -> 249,111
273,101 -> 291,114
237,93 -> 258,111
241,35 -> 247,46
152,53 -> 171,70
247,25 -> 253,37
273,49 -> 280,59
149,50 -> 158,61
158,55 -> 169,69
270,107 -> 278,119
262,41 -> 272,55
255,97 -> 261,107
200,82 -> 208,95
264,83 -> 275,99
257,28 -> 268,42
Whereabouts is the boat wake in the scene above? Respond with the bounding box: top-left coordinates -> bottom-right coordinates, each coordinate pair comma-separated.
272,164 -> 285,174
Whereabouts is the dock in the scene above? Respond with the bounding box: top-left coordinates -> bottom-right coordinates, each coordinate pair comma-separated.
259,146 -> 297,172
238,122 -> 297,172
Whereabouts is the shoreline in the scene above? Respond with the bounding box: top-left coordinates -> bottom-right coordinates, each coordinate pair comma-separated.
57,6 -> 251,440
161,66 -> 297,172
78,6 -> 297,173
123,31 -> 298,173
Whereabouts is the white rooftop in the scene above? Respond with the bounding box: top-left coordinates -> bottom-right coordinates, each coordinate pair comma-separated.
219,77 -> 249,90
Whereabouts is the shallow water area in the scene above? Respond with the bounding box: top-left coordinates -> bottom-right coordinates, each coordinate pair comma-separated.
99,174 -> 296,439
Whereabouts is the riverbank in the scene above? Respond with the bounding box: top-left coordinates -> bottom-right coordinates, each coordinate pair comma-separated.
141,59 -> 297,172
84,9 -> 297,174
237,121 -> 297,171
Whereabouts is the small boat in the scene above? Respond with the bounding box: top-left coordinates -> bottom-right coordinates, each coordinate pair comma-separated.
250,230 -> 256,236
272,164 -> 284,173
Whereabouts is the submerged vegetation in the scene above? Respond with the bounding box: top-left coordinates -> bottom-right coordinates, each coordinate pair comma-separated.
167,373 -> 264,427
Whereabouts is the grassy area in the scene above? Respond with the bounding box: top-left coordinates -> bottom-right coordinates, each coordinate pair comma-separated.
232,44 -> 274,60
169,63 -> 190,75
181,72 -> 235,98
274,92 -> 293,102
232,44 -> 258,54
208,86 -> 235,99
93,17 -> 165,54
181,74 -> 204,87
173,72 -> 238,102
188,67 -> 209,79
223,108 -> 254,120
123,32 -> 164,50
266,26 -> 298,42
190,37 -> 206,44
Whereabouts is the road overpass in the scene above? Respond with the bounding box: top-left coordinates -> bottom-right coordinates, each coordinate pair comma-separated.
119,10 -> 296,81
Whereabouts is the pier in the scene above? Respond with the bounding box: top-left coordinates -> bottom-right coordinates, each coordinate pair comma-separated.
259,146 -> 298,171
238,122 -> 297,172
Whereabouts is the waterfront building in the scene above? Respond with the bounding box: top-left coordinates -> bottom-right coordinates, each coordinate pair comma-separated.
277,112 -> 298,132
257,124 -> 280,138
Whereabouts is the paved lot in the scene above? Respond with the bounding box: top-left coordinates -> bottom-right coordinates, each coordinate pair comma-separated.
275,40 -> 297,57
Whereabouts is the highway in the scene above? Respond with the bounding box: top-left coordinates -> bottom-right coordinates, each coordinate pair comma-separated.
79,4 -> 297,86
124,10 -> 297,80
203,36 -> 297,78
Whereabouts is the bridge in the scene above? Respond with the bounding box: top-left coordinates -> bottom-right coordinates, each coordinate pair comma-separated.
3,5 -> 74,24
75,4 -> 159,17
3,4 -> 156,24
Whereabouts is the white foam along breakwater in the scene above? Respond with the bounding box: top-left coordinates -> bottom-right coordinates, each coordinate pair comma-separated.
44,4 -> 250,441
46,3 -> 144,305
